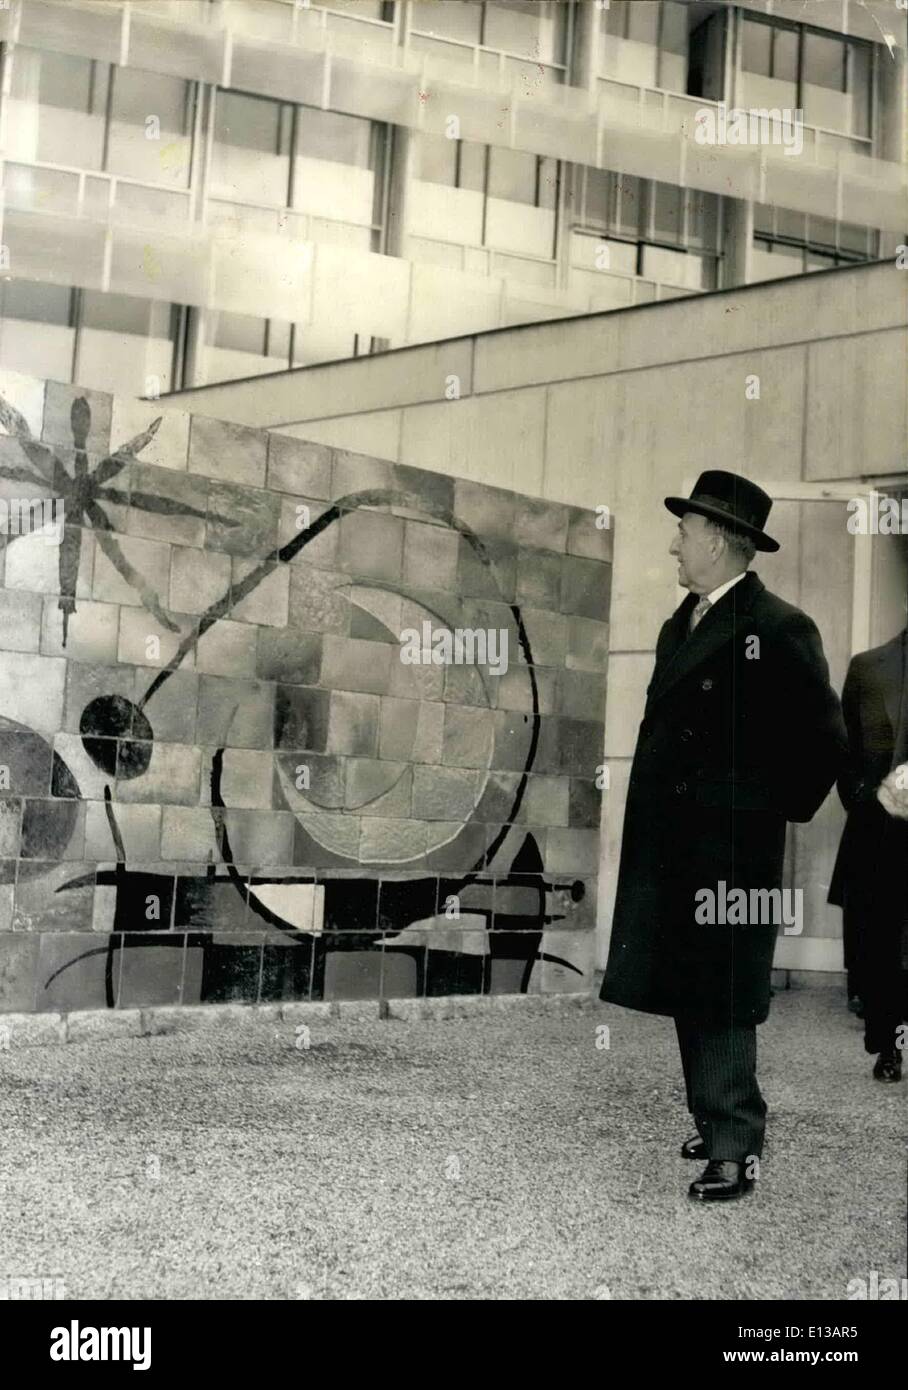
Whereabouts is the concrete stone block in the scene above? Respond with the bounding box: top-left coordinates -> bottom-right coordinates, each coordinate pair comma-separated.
321,635 -> 393,695
92,535 -> 171,610
231,557 -> 290,627
117,741 -> 202,805
411,765 -> 482,821
441,704 -> 494,769
560,556 -> 612,621
516,549 -> 563,610
40,597 -> 119,664
110,397 -> 190,472
287,565 -> 350,635
126,464 -> 209,546
267,434 -> 333,498
0,589 -> 43,651
0,1011 -> 66,1047
189,415 -> 267,488
337,510 -> 404,582
196,676 -> 274,749
257,630 -> 322,686
402,519 -> 460,593
205,480 -> 280,557
117,607 -> 197,670
195,619 -> 257,677
275,686 -> 331,752
169,546 -> 230,615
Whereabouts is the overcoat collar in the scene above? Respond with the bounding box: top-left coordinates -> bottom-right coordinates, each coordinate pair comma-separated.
647,570 -> 764,709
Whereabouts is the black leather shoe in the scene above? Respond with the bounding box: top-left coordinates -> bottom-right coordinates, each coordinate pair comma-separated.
689,1160 -> 754,1202
680,1135 -> 707,1160
872,1052 -> 902,1082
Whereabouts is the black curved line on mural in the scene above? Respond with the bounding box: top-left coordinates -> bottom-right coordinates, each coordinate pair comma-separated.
210,746 -> 315,944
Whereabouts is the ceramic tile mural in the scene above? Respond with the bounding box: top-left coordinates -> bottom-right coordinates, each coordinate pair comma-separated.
0,371 -> 611,1015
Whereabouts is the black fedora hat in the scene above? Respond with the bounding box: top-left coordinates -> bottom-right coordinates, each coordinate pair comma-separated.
664,470 -> 779,552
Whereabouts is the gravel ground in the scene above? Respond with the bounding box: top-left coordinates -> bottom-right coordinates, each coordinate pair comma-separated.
0,984 -> 904,1301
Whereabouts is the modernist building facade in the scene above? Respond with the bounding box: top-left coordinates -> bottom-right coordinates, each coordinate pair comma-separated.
0,0 -> 904,399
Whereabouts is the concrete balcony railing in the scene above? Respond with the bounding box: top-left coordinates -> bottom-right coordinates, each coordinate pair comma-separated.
1,0 -> 904,236
0,156 -> 659,347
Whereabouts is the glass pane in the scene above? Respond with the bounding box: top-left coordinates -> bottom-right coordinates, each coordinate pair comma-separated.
296,106 -> 373,167
604,1 -> 628,39
742,19 -> 771,77
210,310 -> 267,354
803,32 -> 845,91
538,157 -> 558,212
772,27 -> 798,84
626,1 -> 659,46
848,43 -> 871,138
684,189 -> 719,252
410,0 -> 482,44
584,167 -> 615,230
484,3 -> 534,58
108,67 -> 192,188
615,174 -> 642,237
488,147 -> 537,205
753,203 -> 775,235
8,47 -> 107,169
417,133 -> 458,186
211,90 -> 289,205
807,215 -> 837,250
652,181 -> 683,244
215,90 -> 281,154
2,279 -> 72,326
81,290 -> 169,337
838,221 -> 870,255
459,141 -> 486,193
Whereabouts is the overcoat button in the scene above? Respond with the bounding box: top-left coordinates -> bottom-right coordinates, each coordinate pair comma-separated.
675,781 -> 687,794
701,678 -> 713,691
680,728 -> 693,741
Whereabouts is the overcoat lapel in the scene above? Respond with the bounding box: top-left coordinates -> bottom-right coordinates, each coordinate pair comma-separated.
885,629 -> 908,767
647,571 -> 764,709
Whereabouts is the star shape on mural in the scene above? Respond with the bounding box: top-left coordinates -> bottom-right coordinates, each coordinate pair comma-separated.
0,392 -> 236,643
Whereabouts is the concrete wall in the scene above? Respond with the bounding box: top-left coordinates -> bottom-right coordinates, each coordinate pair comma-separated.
163,261 -> 908,970
0,370 -> 608,1015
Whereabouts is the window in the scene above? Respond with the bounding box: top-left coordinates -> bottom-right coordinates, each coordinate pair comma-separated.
411,0 -> 483,45
297,107 -> 373,168
8,47 -> 109,169
740,17 -> 872,140
606,1 -> 660,47
573,169 -> 721,290
751,204 -> 878,280
108,67 -> 193,188
601,1 -> 689,93
0,283 -> 179,396
1,280 -> 75,327
211,90 -> 384,233
416,134 -> 485,191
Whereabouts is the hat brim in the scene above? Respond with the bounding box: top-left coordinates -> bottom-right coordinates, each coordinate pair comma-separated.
664,496 -> 780,553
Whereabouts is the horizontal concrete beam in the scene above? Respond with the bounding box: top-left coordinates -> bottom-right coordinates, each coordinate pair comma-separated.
163,261 -> 906,430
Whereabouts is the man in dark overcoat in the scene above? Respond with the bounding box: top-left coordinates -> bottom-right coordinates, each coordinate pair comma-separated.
600,471 -> 847,1202
829,612 -> 908,1082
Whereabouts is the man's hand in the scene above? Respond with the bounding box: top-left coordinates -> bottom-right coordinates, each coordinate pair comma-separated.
877,764 -> 908,820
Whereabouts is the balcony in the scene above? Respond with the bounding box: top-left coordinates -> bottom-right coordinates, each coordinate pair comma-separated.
0,0 -> 903,235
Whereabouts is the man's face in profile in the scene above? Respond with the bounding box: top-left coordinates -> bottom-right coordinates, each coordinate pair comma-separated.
669,511 -> 714,594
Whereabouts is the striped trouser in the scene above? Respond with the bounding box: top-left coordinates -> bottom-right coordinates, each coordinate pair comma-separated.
674,1017 -> 767,1162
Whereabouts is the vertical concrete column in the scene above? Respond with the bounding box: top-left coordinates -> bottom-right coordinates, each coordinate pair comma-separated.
181,307 -> 208,389
722,198 -> 754,287
874,41 -> 906,260
877,39 -> 906,165
384,124 -> 415,262
570,0 -> 600,95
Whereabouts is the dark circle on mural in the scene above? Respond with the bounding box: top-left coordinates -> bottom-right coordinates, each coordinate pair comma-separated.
80,696 -> 153,778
